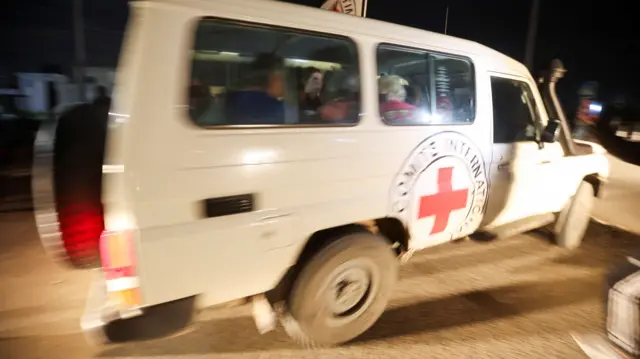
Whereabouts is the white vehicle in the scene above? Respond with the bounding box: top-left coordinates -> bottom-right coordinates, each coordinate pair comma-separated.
32,0 -> 609,347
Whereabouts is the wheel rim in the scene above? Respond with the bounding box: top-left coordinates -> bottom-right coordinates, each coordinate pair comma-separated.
322,258 -> 379,326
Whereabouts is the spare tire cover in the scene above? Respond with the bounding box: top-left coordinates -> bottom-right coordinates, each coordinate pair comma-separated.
32,104 -> 109,269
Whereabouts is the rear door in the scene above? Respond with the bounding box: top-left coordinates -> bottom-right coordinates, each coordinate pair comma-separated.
483,75 -> 563,229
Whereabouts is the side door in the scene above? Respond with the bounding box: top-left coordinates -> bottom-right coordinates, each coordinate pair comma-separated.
482,75 -> 563,229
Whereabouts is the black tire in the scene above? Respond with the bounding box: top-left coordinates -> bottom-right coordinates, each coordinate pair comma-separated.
283,232 -> 398,347
53,104 -> 108,268
554,181 -> 595,249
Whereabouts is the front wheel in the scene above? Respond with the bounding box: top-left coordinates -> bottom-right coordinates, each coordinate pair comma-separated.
283,232 -> 398,347
554,181 -> 595,249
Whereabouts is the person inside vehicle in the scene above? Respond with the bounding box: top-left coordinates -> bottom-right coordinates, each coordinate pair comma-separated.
317,70 -> 360,124
405,84 -> 422,107
378,75 -> 416,123
300,68 -> 323,113
225,53 -> 288,125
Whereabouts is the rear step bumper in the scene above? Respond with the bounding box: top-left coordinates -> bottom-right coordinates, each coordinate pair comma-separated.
80,269 -> 142,345
80,270 -> 114,345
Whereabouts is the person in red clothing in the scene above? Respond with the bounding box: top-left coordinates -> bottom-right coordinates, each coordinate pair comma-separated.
378,75 -> 416,123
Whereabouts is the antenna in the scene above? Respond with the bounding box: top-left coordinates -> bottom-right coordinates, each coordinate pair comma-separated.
444,6 -> 449,35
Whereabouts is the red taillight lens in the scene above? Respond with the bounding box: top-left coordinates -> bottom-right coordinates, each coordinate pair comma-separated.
57,201 -> 104,267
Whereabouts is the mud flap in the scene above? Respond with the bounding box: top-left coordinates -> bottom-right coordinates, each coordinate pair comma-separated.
80,270 -> 116,346
251,295 -> 276,334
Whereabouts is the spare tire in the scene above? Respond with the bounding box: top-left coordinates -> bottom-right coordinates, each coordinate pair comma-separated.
32,104 -> 109,269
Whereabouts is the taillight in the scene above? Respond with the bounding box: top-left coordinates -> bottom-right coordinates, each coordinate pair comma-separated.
100,229 -> 141,309
57,201 -> 104,267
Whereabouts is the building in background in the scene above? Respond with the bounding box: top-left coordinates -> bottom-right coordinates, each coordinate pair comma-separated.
7,67 -> 114,120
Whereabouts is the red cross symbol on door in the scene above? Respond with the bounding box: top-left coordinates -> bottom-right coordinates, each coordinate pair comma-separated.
417,167 -> 469,235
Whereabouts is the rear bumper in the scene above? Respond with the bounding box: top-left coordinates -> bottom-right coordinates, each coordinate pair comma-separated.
80,270 -> 114,345
80,270 -> 142,345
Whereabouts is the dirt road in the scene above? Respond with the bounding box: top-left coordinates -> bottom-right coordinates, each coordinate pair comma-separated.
1,155 -> 639,359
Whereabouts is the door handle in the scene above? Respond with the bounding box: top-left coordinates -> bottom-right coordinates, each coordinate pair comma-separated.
203,193 -> 254,218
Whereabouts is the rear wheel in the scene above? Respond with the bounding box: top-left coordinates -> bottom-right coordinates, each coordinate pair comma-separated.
554,181 -> 595,249
283,232 -> 398,347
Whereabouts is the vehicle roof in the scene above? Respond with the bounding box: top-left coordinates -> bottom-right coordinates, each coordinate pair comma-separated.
141,0 -> 532,78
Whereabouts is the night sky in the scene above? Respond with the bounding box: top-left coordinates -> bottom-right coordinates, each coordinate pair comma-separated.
1,0 -> 639,103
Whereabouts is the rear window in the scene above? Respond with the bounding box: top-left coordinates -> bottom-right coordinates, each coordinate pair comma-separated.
188,18 -> 361,127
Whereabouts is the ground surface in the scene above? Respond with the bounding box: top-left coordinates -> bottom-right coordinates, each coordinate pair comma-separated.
1,155 -> 640,359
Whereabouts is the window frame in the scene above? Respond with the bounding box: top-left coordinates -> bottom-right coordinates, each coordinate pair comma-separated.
489,76 -> 543,144
376,42 -> 477,127
185,17 -> 362,130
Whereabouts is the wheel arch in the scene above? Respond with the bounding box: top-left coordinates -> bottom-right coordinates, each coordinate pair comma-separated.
267,217 -> 407,304
583,173 -> 603,197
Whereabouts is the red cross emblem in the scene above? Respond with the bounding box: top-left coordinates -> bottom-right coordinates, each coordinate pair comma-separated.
417,167 -> 469,235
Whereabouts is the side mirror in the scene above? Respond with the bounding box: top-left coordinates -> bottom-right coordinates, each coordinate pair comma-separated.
541,119 -> 561,143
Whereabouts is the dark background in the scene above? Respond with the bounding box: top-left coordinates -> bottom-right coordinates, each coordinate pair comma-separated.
1,0 -> 638,103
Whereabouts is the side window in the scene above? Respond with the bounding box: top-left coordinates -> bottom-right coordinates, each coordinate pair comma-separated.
376,44 -> 475,125
490,77 -> 540,143
189,19 -> 360,127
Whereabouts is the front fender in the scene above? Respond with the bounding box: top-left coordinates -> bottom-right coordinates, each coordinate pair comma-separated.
572,139 -> 610,196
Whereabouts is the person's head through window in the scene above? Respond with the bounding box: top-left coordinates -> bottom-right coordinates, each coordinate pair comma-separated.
304,69 -> 323,97
379,75 -> 409,103
239,54 -> 286,100
379,75 -> 415,118
301,68 -> 323,112
318,71 -> 360,123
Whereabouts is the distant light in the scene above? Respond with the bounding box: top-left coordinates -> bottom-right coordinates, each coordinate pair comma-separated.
589,103 -> 602,114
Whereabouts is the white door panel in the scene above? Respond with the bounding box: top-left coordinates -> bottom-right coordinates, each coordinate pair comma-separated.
484,142 -> 545,227
483,75 -> 567,230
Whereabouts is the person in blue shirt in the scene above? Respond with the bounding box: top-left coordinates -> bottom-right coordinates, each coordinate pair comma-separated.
225,54 -> 288,125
